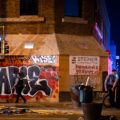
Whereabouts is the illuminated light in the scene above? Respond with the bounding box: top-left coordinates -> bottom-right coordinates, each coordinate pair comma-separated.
108,57 -> 112,74
24,42 -> 34,49
116,56 -> 120,59
94,23 -> 103,39
0,37 -> 2,41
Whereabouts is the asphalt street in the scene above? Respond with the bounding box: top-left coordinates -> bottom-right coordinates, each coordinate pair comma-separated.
0,102 -> 120,120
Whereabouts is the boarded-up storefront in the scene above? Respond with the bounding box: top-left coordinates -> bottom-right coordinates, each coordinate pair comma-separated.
57,34 -> 109,92
0,33 -> 108,102
0,34 -> 59,103
0,56 -> 59,103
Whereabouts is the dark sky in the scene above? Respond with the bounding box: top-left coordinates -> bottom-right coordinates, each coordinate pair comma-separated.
105,0 -> 120,55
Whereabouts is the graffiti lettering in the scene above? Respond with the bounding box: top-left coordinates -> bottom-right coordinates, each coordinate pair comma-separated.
0,68 -> 11,94
31,56 -> 56,64
0,65 -> 58,97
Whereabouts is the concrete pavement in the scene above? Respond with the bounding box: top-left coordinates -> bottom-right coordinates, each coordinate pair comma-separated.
0,102 -> 120,120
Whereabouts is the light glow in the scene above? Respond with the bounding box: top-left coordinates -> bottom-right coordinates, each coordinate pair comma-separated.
94,23 -> 103,39
24,42 -> 34,49
116,56 -> 120,60
108,57 -> 112,74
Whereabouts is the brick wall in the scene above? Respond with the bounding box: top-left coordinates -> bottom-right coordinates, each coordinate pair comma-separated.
0,0 -> 96,35
0,0 -> 55,34
0,0 -> 19,18
55,0 -> 95,35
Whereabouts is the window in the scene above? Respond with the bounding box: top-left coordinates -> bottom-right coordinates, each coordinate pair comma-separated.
64,0 -> 82,17
20,0 -> 38,15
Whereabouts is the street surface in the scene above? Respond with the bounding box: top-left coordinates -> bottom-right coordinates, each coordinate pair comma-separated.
0,102 -> 120,120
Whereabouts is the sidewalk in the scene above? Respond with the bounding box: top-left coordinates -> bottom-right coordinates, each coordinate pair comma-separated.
0,102 -> 120,116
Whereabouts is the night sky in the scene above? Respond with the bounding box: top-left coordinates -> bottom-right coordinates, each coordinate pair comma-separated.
105,0 -> 120,55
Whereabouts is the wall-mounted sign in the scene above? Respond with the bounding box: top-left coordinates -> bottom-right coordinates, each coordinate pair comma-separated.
69,56 -> 100,75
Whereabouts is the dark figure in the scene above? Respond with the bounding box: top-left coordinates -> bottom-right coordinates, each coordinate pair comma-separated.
13,72 -> 26,103
104,69 -> 118,107
115,72 -> 120,108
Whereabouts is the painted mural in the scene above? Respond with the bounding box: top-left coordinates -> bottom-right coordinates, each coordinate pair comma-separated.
0,56 -> 59,103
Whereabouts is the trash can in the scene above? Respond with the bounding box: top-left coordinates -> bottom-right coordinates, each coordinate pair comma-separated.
70,86 -> 79,108
79,85 -> 93,103
82,102 -> 103,120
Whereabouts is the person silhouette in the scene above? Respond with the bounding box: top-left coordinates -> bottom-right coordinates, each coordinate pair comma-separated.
104,69 -> 118,107
13,72 -> 26,103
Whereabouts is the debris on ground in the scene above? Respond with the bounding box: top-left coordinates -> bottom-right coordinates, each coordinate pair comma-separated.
0,105 -> 31,114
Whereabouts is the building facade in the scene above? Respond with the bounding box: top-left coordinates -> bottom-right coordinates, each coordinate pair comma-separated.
94,0 -> 116,73
0,0 -> 108,102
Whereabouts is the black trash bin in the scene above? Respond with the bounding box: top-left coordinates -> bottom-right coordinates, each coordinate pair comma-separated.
82,102 -> 103,120
70,85 -> 93,108
79,85 -> 93,103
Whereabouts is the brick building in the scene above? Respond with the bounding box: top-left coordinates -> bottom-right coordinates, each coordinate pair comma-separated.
94,0 -> 116,88
0,0 -> 108,102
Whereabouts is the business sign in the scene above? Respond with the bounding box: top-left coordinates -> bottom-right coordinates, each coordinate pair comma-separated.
69,56 -> 100,75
